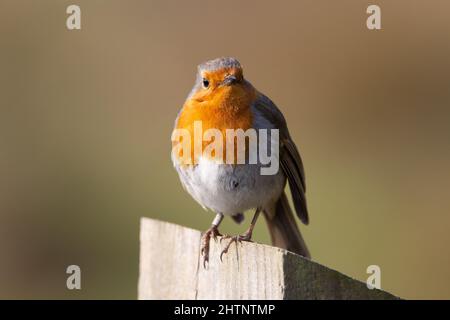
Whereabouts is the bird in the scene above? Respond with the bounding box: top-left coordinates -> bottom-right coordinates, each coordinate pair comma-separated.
171,57 -> 310,267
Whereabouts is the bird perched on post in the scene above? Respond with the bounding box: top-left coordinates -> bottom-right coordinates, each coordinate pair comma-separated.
172,57 -> 310,267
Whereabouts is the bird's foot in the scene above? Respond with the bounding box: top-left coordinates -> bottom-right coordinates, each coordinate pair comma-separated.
219,232 -> 253,261
201,225 -> 222,268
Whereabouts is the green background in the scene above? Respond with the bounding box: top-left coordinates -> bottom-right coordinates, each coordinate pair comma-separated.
1,0 -> 449,299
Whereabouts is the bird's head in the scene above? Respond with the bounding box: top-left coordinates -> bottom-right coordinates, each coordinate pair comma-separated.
175,57 -> 257,164
188,57 -> 251,105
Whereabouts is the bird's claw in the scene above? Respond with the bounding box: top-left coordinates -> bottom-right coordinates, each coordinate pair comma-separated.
201,226 -> 221,268
220,233 -> 252,261
219,234 -> 232,244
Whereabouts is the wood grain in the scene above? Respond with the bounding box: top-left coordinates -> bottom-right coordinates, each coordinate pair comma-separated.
138,218 -> 399,300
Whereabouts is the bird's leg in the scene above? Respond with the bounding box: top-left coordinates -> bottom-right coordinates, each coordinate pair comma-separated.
201,213 -> 223,268
220,208 -> 261,261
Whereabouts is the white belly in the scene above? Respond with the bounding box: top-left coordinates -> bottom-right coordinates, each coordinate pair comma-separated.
175,157 -> 286,215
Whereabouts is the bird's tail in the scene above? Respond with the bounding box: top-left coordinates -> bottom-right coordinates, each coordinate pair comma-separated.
263,192 -> 310,258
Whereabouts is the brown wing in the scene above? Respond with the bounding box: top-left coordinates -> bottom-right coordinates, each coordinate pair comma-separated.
254,93 -> 309,225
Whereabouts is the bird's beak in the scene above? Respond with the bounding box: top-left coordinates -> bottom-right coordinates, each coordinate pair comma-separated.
222,75 -> 238,86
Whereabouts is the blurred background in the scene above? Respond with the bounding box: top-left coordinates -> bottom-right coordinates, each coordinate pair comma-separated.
0,0 -> 449,299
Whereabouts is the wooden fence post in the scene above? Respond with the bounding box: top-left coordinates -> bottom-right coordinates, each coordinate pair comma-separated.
138,218 -> 399,300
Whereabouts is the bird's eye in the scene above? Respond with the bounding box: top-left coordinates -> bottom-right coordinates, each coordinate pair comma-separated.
202,79 -> 209,88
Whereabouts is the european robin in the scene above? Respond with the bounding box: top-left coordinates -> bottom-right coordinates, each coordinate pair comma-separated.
172,57 -> 310,267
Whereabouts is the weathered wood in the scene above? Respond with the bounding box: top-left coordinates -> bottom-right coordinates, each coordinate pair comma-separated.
138,218 -> 399,300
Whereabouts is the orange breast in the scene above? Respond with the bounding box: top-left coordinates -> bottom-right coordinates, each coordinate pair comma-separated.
174,83 -> 257,165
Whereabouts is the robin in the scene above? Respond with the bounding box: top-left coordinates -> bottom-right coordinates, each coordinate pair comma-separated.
172,57 -> 310,267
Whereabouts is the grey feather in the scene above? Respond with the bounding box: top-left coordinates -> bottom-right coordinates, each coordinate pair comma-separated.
252,94 -> 309,225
